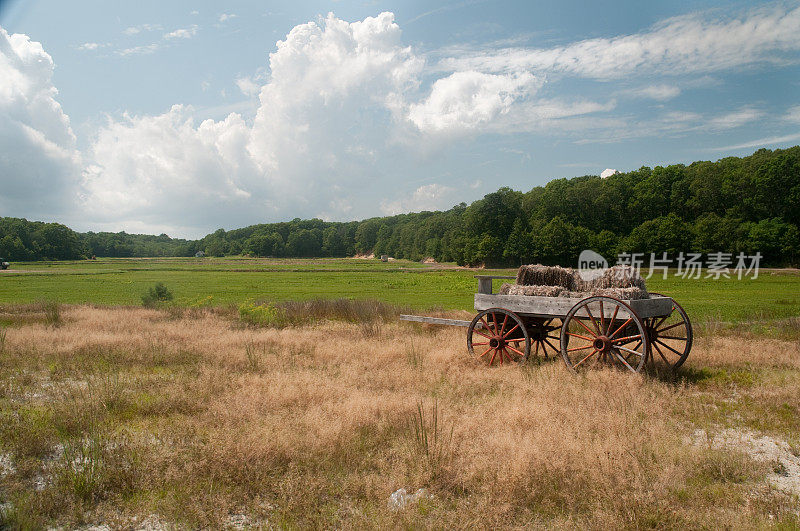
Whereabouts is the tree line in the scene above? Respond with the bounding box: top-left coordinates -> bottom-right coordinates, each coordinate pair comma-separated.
1,147 -> 798,266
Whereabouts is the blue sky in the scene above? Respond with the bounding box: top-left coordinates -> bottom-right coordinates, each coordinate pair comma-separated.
1,0 -> 799,237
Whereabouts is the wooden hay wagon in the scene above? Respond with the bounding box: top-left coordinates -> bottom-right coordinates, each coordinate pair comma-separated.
401,275 -> 693,373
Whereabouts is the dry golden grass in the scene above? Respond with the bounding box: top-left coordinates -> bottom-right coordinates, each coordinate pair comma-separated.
0,304 -> 799,529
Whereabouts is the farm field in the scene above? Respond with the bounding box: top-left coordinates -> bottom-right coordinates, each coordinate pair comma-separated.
1,257 -> 799,330
0,303 -> 798,528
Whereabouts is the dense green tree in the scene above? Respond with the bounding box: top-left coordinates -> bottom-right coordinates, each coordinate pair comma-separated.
623,214 -> 692,256
286,229 -> 322,257
244,231 -> 284,257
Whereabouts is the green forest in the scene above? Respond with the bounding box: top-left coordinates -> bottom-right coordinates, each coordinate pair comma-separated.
2,146 -> 798,266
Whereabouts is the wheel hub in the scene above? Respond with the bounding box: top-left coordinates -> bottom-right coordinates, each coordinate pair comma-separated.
489,337 -> 502,349
593,336 -> 611,352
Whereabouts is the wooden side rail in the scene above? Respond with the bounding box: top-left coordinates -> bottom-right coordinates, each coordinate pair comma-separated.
399,315 -> 476,327
474,275 -> 515,294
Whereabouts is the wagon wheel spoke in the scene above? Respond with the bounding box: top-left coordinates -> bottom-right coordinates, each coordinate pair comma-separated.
489,312 -> 500,335
630,339 -> 642,354
543,338 -> 559,355
657,335 -> 688,341
472,342 -> 491,346
608,318 -> 632,340
573,349 -> 598,369
567,344 -> 593,352
653,314 -> 670,330
609,305 -> 620,331
566,332 -> 595,342
536,339 -> 548,358
499,313 -> 509,336
611,334 -> 643,344
479,316 -> 492,335
655,339 -> 684,357
543,340 -> 552,359
585,303 -> 601,335
506,345 -> 526,358
656,321 -> 685,334
652,342 -> 670,364
611,349 -> 637,372
478,347 -> 492,358
575,319 -> 599,338
616,346 -> 644,357
599,299 -> 606,335
474,330 -> 492,340
502,323 -> 520,339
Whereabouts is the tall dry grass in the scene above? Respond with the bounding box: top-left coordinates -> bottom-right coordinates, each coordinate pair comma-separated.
0,303 -> 798,528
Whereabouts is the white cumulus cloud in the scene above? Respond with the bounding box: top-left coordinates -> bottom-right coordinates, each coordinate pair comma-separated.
164,25 -> 198,40
600,168 -> 619,178
82,105 -> 262,235
0,27 -> 81,219
82,12 -> 427,233
408,71 -> 540,134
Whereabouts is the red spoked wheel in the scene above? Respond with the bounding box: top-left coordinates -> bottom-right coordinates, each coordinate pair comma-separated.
560,296 -> 649,373
527,317 -> 562,360
467,308 -> 530,365
645,292 -> 693,370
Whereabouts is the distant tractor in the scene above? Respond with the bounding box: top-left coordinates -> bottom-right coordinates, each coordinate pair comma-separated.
0,258 -> 9,270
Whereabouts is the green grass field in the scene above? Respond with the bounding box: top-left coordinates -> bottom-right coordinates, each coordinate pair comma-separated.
1,257 -> 798,327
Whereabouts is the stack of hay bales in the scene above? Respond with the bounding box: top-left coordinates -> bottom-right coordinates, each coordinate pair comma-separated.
515,264 -> 575,289
498,264 -> 649,300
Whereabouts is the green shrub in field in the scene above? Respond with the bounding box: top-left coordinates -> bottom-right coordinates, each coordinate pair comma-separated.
141,282 -> 173,307
238,301 -> 287,327
36,300 -> 62,327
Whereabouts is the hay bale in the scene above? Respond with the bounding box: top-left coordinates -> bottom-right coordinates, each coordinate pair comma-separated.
516,264 -> 576,289
574,265 -> 648,293
498,283 -> 513,295
500,284 -> 565,297
592,287 -> 649,300
561,287 -> 650,300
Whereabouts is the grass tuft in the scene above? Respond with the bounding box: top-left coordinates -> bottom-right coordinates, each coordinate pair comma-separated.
409,400 -> 454,481
38,300 -> 62,328
244,342 -> 264,372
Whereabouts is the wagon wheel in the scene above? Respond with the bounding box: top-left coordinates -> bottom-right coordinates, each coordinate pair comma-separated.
560,296 -> 649,373
527,318 -> 562,360
644,292 -> 693,370
467,308 -> 530,366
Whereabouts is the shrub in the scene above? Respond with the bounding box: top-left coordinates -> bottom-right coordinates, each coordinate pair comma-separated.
141,282 -> 173,307
238,301 -> 287,327
37,300 -> 62,327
